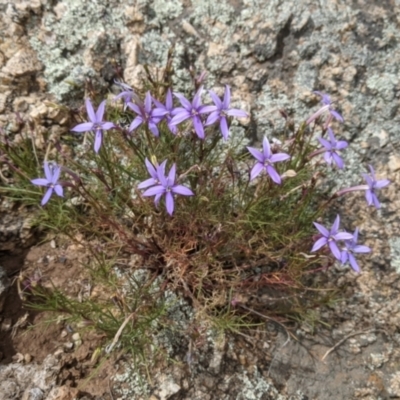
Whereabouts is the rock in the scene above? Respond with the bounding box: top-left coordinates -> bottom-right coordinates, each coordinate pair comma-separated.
0,266 -> 11,313
388,155 -> 400,172
0,91 -> 11,113
45,386 -> 80,400
2,48 -> 42,77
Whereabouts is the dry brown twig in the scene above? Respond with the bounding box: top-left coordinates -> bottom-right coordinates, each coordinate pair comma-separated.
321,328 -> 389,361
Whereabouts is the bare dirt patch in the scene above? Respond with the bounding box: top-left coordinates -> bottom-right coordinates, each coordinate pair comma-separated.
0,242 -> 119,398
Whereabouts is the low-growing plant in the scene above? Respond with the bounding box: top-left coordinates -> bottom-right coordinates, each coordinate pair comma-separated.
0,60 -> 390,361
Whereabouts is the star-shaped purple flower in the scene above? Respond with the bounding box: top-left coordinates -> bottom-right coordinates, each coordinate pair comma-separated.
318,128 -> 348,169
340,228 -> 371,273
127,92 -> 168,137
71,99 -> 115,153
152,89 -> 178,135
205,85 -> 248,140
113,81 -> 138,110
170,86 -> 213,139
247,137 -> 291,184
362,165 -> 391,208
137,158 -> 167,190
140,162 -> 194,216
306,91 -> 344,126
31,162 -> 64,206
311,215 -> 354,260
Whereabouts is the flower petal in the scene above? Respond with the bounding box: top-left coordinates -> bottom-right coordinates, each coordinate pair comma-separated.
170,111 -> 191,126
209,90 -> 222,109
193,116 -> 205,139
172,185 -> 194,196
250,163 -> 264,181
127,102 -> 142,115
31,178 -> 49,186
144,92 -> 152,113
222,85 -> 231,109
220,117 -> 229,140
166,89 -> 174,110
313,222 -> 329,237
372,193 -> 381,208
329,240 -> 341,260
270,153 -> 290,163
54,184 -> 63,197
85,99 -> 96,122
129,117 -> 143,132
318,137 -> 332,150
143,185 -> 165,197
262,137 -> 271,158
205,111 -> 220,126
148,122 -> 160,137
365,190 -> 373,206
192,86 -> 203,109
51,165 -> 61,184
145,158 -> 158,179
138,178 -> 157,189
330,110 -> 344,123
94,131 -> 102,153
266,165 -> 282,184
332,152 -> 344,169
348,253 -> 360,273
353,245 -> 371,254
247,147 -> 265,163
226,108 -> 248,118
174,93 -> 192,110
44,162 -> 52,181
165,192 -> 174,215
334,232 -> 354,241
336,140 -> 348,150
41,188 -> 53,206
71,122 -> 95,133
167,164 -> 176,186
95,100 -> 106,122
375,179 -> 390,189
311,237 -> 327,252
101,122 -> 115,131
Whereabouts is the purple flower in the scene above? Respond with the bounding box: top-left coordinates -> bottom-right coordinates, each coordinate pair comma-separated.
152,89 -> 178,135
31,162 -> 64,206
114,81 -> 138,110
205,85 -> 248,140
318,128 -> 348,169
306,91 -> 344,126
362,165 -> 391,208
71,99 -> 115,153
137,158 -> 167,190
127,92 -> 168,137
141,162 -> 194,215
170,86 -> 213,139
340,228 -> 371,273
247,136 -> 291,184
311,215 -> 354,260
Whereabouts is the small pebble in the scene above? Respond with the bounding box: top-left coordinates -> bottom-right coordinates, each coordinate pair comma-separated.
24,353 -> 32,363
53,348 -> 64,358
50,240 -> 56,249
72,332 -> 80,341
64,342 -> 74,351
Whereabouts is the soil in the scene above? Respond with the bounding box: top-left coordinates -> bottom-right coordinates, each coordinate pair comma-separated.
0,243 -> 118,398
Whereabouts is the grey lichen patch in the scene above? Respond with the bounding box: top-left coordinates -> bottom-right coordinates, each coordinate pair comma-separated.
139,29 -> 174,67
191,0 -> 235,26
389,237 -> 400,273
149,0 -> 183,24
238,366 -> 286,400
28,0 -> 126,100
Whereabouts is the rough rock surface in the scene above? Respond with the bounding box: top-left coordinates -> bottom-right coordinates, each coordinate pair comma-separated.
1,0 -> 400,399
